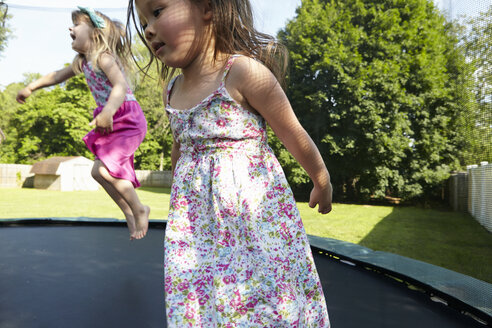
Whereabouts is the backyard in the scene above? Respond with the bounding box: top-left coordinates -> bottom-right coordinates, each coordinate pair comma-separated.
1,187 -> 491,284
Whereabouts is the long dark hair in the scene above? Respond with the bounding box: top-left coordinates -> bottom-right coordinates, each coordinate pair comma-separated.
126,0 -> 288,84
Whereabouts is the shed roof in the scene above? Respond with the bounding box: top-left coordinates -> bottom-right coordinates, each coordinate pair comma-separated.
30,156 -> 86,175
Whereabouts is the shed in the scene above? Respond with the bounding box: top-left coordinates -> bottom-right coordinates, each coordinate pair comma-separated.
30,156 -> 99,191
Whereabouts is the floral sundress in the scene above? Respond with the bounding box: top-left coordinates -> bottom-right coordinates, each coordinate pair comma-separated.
164,55 -> 330,327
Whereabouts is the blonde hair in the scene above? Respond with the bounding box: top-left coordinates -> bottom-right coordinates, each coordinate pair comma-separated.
71,9 -> 132,76
126,0 -> 288,85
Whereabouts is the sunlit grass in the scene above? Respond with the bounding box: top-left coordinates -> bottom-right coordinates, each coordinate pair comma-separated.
299,203 -> 393,243
300,203 -> 492,283
0,187 -> 170,220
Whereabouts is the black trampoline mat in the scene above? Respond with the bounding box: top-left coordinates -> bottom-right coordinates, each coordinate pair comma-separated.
0,224 -> 485,328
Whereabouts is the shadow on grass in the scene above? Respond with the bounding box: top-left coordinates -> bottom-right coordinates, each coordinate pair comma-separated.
358,206 -> 492,283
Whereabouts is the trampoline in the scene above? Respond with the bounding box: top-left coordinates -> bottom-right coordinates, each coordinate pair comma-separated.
0,218 -> 490,328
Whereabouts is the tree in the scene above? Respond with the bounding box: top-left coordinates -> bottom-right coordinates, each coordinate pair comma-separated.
0,1 -> 12,56
0,2 -> 13,143
460,5 -> 492,164
131,40 -> 173,171
0,81 -> 23,147
0,73 -> 95,163
278,0 -> 473,202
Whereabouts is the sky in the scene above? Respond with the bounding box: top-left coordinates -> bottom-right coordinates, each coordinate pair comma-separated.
0,0 -> 489,88
0,0 -> 301,88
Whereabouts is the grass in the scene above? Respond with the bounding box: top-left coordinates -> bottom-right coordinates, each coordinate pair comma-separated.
2,187 -> 492,283
299,203 -> 492,283
1,187 -> 171,220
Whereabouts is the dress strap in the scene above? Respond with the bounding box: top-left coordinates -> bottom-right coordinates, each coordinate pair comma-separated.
221,55 -> 241,83
167,55 -> 240,105
166,75 -> 179,106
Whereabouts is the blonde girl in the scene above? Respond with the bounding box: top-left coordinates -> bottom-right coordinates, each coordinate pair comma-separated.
129,0 -> 332,326
17,7 -> 150,240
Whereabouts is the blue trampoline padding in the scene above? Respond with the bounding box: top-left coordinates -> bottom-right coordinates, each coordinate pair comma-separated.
0,217 -> 167,225
308,235 -> 492,320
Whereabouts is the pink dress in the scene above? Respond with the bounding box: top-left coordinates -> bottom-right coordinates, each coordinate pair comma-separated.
82,60 -> 147,187
164,55 -> 330,327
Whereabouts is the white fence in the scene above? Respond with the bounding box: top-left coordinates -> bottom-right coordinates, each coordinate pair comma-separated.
467,162 -> 492,232
135,170 -> 172,188
0,163 -> 172,189
448,172 -> 468,212
0,164 -> 34,188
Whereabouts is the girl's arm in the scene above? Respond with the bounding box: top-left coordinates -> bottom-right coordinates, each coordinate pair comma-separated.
16,65 -> 76,104
91,53 -> 128,134
230,57 -> 332,214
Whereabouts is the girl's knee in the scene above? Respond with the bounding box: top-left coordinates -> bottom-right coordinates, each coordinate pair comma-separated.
91,167 -> 101,181
91,163 -> 104,181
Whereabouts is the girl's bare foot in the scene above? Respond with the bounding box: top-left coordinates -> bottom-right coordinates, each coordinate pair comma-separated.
134,205 -> 150,240
125,215 -> 137,241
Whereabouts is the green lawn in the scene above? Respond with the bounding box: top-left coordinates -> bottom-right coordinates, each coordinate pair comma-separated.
2,187 -> 491,283
0,187 -> 171,220
299,203 -> 492,283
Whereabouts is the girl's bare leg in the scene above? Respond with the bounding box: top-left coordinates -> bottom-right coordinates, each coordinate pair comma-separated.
92,160 -> 150,239
91,164 -> 137,239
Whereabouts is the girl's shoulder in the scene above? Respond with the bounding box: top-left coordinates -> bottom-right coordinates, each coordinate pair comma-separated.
82,52 -> 114,72
222,55 -> 279,115
97,52 -> 119,69
226,55 -> 278,97
228,55 -> 271,80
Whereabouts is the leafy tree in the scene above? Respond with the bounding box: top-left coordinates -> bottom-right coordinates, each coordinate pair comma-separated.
0,81 -> 23,148
0,73 -> 95,163
278,0 -> 473,202
0,1 -> 12,56
0,74 -> 41,135
461,5 -> 492,164
131,40 -> 173,171
0,2 -> 13,142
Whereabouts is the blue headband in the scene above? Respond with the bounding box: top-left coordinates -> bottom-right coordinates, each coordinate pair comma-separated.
77,6 -> 106,29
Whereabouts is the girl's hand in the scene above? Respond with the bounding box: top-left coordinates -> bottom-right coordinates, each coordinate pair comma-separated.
90,111 -> 113,135
16,87 -> 32,104
309,183 -> 333,214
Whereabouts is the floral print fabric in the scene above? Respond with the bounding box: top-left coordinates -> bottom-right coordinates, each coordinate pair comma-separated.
82,60 -> 136,107
165,55 -> 330,327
